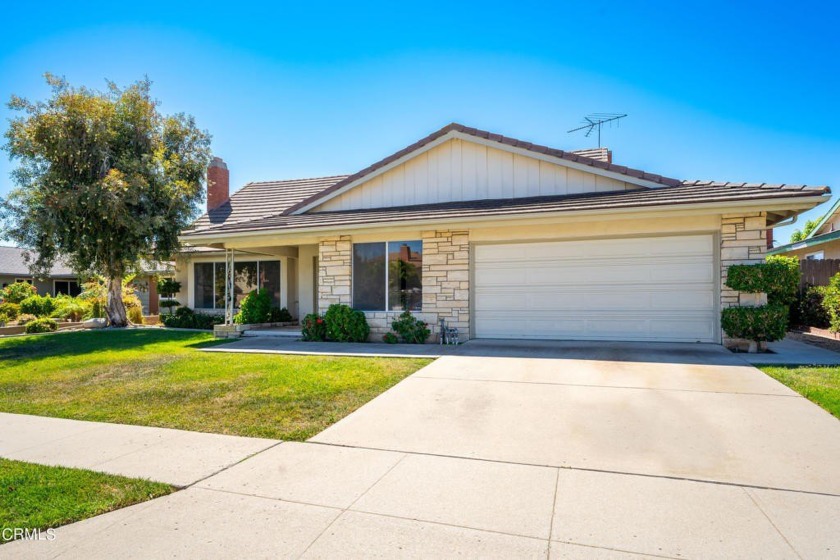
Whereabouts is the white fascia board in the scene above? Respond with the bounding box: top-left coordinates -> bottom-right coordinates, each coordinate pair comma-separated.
291,132 -> 458,215
293,130 -> 671,215
179,194 -> 829,246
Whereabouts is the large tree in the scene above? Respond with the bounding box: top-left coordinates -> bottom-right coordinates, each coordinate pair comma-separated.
1,74 -> 212,326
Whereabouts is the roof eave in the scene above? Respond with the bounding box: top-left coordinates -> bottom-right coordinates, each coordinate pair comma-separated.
180,193 -> 829,245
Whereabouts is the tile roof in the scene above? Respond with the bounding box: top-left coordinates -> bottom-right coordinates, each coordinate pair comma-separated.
182,182 -> 829,238
189,175 -> 348,231
0,246 -> 75,277
282,123 -> 684,215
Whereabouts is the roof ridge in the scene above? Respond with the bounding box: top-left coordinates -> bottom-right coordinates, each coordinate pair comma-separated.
280,123 -> 685,215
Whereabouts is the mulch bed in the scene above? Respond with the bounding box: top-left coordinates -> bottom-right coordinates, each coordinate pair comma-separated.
788,329 -> 840,354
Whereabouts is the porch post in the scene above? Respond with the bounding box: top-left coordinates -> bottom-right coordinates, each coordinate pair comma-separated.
225,249 -> 235,325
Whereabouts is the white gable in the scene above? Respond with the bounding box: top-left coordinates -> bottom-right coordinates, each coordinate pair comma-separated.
312,138 -> 643,212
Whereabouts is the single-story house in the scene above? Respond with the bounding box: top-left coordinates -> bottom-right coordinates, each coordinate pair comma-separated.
175,123 -> 830,344
0,246 -> 82,297
768,198 -> 840,260
0,245 -> 169,315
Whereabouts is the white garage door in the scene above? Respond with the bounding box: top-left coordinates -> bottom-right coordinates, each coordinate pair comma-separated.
474,235 -> 716,342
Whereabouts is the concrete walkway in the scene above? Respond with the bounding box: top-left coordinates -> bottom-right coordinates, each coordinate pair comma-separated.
4,342 -> 840,558
0,413 -> 278,486
206,333 -> 840,365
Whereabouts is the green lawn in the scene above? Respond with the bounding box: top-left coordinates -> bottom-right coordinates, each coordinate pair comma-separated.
759,365 -> 840,419
0,329 -> 430,440
0,458 -> 172,542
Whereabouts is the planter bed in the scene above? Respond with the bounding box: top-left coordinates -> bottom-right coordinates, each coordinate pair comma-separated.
0,321 -> 85,337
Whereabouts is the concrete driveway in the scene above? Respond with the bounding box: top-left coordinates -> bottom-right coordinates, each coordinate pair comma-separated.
5,342 -> 840,559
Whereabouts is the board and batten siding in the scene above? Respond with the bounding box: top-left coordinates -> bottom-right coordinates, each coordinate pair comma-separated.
315,138 -> 641,212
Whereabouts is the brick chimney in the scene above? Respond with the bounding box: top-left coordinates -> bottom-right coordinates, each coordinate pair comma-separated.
571,147 -> 612,163
207,157 -> 229,212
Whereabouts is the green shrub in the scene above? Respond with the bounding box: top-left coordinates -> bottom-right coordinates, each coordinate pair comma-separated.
17,313 -> 37,325
128,305 -> 144,325
24,317 -> 58,334
157,278 -> 182,298
721,305 -> 788,343
389,311 -> 431,344
301,313 -> 327,341
0,313 -> 9,326
234,289 -> 272,325
726,257 -> 799,305
50,299 -> 89,322
0,302 -> 20,321
382,332 -> 399,344
820,273 -> 840,332
159,298 -> 181,313
1,282 -> 37,304
269,306 -> 293,323
19,294 -> 57,317
161,307 -> 223,330
324,304 -> 370,343
792,285 -> 830,328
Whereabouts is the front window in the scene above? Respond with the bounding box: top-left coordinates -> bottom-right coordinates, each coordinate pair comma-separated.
806,251 -> 825,260
54,280 -> 81,297
353,240 -> 423,311
193,260 -> 281,309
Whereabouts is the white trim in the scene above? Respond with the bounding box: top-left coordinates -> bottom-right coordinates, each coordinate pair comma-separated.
292,130 -> 669,214
351,240 -> 423,312
180,195 -> 830,245
292,132 -> 457,214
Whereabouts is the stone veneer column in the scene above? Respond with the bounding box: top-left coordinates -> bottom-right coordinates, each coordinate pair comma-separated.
720,212 -> 767,345
318,236 -> 352,313
422,230 -> 470,341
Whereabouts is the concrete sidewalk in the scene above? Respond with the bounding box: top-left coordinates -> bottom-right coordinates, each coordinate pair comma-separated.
0,412 -> 278,486
3,342 -> 839,558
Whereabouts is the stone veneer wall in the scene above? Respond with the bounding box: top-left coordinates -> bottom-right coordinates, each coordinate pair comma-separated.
317,236 -> 352,311
317,231 -> 470,342
720,212 -> 768,346
421,230 -> 470,342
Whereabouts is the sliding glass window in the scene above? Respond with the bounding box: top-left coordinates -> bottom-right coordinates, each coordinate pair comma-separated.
352,241 -> 422,311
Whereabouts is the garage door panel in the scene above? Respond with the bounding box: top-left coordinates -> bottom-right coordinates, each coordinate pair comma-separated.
474,235 -> 716,342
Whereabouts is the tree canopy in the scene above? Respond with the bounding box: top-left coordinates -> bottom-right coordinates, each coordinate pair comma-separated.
790,217 -> 822,243
1,74 -> 212,326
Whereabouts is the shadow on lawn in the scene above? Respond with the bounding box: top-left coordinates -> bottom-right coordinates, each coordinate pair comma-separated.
0,328 -> 226,364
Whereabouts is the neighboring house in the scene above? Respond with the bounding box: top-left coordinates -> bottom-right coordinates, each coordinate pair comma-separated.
768,197 -> 840,260
0,246 -> 82,297
0,245 -> 168,315
175,123 -> 829,344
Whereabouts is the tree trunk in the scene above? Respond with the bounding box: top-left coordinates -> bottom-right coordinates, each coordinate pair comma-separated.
106,276 -> 128,327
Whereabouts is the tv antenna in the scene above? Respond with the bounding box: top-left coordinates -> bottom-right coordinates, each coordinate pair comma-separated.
567,113 -> 627,147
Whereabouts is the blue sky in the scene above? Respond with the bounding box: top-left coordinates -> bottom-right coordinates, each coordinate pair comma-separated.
1,1 -> 838,244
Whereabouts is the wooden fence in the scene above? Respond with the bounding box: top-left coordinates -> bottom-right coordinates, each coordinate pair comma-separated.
799,259 -> 840,289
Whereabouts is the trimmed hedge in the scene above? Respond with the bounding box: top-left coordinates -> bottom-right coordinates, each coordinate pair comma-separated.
726,256 -> 799,305
324,304 -> 370,343
721,304 -> 788,343
162,307 -> 223,330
